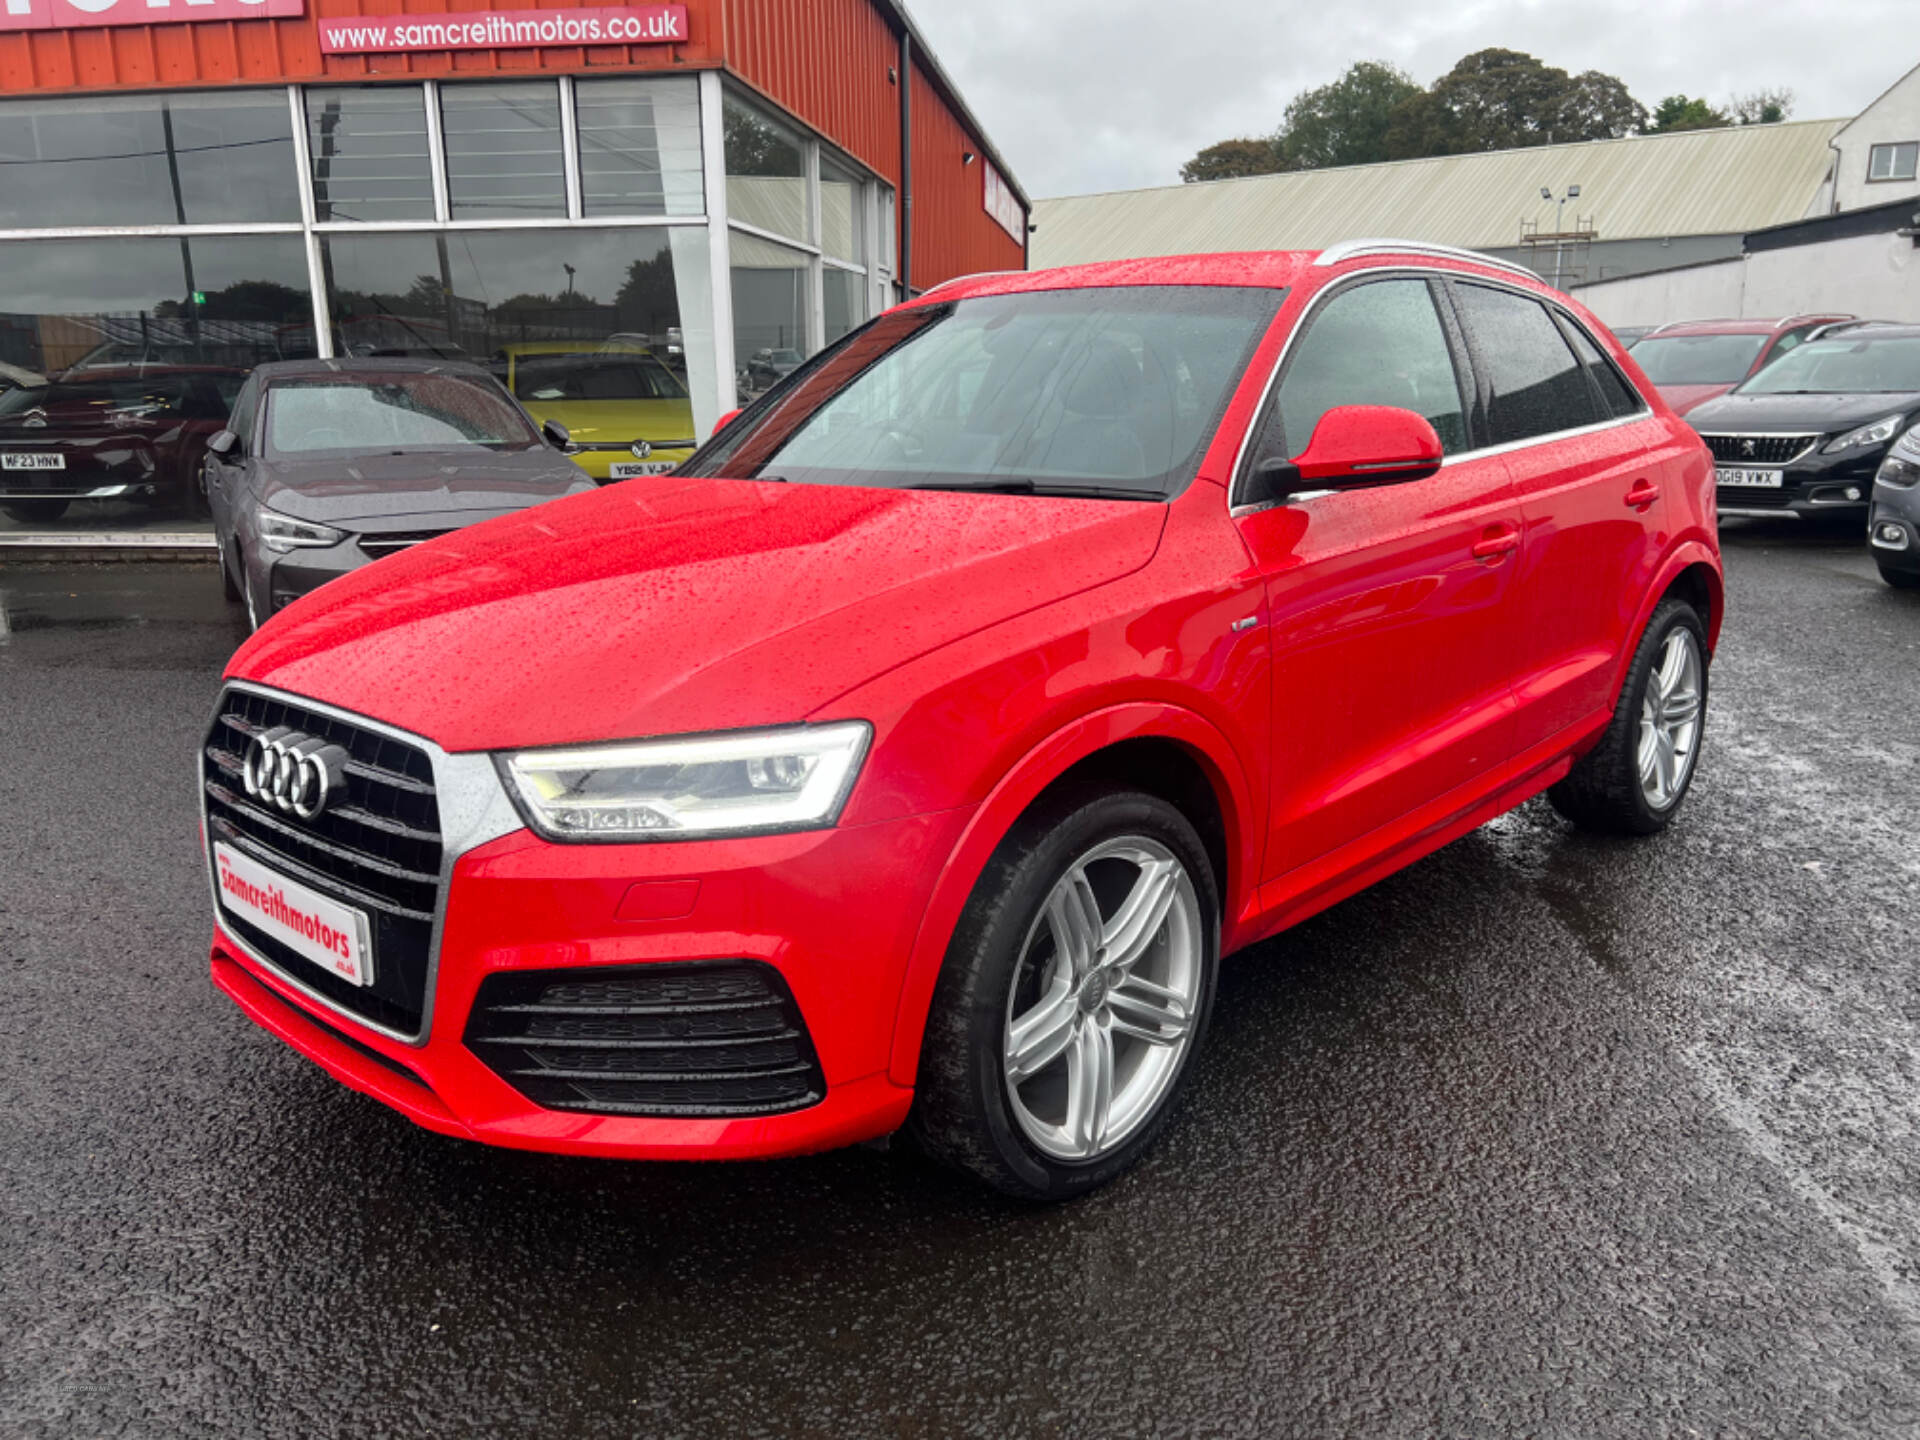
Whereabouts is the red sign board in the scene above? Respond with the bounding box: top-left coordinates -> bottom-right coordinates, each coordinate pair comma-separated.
1,0 -> 303,32
317,3 -> 686,53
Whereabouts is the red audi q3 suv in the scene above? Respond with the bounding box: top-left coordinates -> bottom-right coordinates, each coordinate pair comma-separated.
202,243 -> 1722,1199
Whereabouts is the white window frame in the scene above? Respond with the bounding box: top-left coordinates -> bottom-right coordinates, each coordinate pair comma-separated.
1868,141 -> 1920,183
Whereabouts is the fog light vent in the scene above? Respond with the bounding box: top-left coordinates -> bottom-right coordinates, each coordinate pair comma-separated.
1872,522 -> 1911,551
464,961 -> 826,1117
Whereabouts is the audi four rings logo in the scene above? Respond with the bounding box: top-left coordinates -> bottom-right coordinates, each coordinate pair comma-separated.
242,727 -> 349,821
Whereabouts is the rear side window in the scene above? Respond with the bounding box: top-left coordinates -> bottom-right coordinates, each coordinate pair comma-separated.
1271,278 -> 1469,456
1454,284 -> 1601,444
1560,320 -> 1643,419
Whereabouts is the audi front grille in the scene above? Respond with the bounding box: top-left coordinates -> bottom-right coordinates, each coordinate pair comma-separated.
1702,433 -> 1819,467
202,688 -> 443,1037
464,962 -> 827,1117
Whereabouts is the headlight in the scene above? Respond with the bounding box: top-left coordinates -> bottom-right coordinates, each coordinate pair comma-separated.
258,508 -> 347,552
497,721 -> 872,841
1878,429 -> 1920,488
1824,415 -> 1905,453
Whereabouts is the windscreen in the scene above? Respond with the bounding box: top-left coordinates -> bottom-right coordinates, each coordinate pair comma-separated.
1738,336 -> 1920,396
1627,334 -> 1768,385
265,372 -> 537,455
511,354 -> 688,402
688,285 -> 1283,499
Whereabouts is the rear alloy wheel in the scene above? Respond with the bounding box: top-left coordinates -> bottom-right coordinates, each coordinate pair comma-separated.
1,499 -> 70,525
910,788 -> 1218,1200
1549,598 -> 1708,835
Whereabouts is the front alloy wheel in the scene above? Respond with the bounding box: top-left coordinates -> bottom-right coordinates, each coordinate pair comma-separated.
910,787 -> 1219,1200
1003,838 -> 1203,1162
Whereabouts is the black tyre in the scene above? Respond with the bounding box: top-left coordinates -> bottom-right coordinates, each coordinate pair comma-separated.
908,787 -> 1219,1201
1,499 -> 70,524
1877,562 -> 1920,591
219,535 -> 241,602
1549,597 -> 1708,836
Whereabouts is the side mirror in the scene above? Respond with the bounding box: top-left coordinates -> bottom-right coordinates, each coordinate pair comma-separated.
1251,405 -> 1443,502
541,418 -> 572,450
207,429 -> 238,458
712,408 -> 742,439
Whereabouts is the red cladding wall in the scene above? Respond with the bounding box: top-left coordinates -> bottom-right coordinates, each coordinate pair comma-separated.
0,0 -> 1024,288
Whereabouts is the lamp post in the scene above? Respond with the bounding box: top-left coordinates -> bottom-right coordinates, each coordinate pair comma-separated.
1539,184 -> 1582,289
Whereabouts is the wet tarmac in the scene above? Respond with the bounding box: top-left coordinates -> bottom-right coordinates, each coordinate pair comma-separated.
3,528 -> 1918,1438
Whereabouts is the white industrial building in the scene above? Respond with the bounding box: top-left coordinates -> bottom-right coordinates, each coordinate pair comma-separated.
1032,56 -> 1920,315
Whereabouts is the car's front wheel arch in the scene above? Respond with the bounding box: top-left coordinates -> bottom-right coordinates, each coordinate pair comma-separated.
882,704 -> 1256,1092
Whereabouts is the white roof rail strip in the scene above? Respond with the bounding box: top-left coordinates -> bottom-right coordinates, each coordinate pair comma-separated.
917,269 -> 1019,299
1312,238 -> 1542,282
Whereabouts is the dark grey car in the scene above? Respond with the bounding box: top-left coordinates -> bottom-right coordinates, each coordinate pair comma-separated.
1870,426 -> 1920,589
204,359 -> 595,629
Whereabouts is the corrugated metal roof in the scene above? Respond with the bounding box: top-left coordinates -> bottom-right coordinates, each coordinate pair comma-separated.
1032,119 -> 1846,268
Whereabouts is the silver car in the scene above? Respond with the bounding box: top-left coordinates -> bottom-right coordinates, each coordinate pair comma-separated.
205,359 -> 595,629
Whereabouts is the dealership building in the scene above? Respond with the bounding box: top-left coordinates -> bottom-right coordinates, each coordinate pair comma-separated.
0,0 -> 1028,539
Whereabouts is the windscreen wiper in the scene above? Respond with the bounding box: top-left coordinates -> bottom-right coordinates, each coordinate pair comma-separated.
905,478 -> 1159,501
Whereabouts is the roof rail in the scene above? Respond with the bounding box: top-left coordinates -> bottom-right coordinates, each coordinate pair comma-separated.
1807,319 -> 1877,341
1312,238 -> 1542,282
1781,312 -> 1854,326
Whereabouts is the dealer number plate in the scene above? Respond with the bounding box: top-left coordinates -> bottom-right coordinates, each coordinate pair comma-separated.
2,452 -> 64,470
1715,467 -> 1784,489
213,841 -> 375,987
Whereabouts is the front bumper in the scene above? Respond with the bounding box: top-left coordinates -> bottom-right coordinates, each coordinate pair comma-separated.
1714,447 -> 1884,521
210,807 -> 972,1159
1869,484 -> 1920,574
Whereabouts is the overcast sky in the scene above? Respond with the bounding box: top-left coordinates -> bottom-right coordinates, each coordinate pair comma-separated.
908,0 -> 1918,199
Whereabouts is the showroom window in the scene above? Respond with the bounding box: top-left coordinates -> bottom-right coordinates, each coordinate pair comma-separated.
724,93 -> 810,246
577,76 -> 704,217
720,87 -> 887,398
0,91 -> 301,228
0,74 -> 893,538
305,86 -> 437,223
439,82 -> 568,221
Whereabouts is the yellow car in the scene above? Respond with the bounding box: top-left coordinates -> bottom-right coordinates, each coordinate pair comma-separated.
495,341 -> 698,482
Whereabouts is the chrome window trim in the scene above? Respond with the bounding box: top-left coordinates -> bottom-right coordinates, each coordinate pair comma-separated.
1227,264 -> 1652,513
199,679 -> 525,1048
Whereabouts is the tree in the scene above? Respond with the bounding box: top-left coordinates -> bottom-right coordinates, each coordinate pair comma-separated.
724,105 -> 797,177
1647,95 -> 1730,133
1553,70 -> 1648,144
1383,49 -> 1645,159
1179,137 -> 1283,184
616,250 -> 681,334
1730,88 -> 1793,125
1273,61 -> 1421,171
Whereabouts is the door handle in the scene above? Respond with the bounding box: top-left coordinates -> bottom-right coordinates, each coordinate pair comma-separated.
1626,479 -> 1659,510
1471,526 -> 1521,562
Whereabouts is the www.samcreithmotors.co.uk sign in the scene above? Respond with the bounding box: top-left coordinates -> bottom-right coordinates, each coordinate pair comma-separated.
1,0 -> 304,32
317,4 -> 687,54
